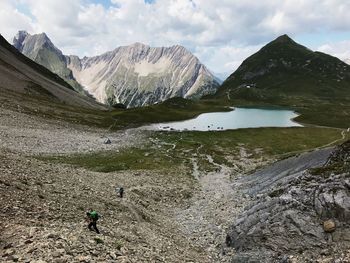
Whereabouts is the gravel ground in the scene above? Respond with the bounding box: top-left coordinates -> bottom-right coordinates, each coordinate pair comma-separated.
0,109 -> 211,262
0,108 -> 144,155
174,150 -> 271,262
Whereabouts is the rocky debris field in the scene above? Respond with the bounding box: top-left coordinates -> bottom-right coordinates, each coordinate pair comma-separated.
0,108 -> 211,262
226,142 -> 350,262
0,150 -> 209,262
0,108 -> 144,155
174,149 -> 271,263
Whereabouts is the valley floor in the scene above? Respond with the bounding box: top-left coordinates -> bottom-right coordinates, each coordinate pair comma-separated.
0,109 -> 257,263
1,107 -> 349,262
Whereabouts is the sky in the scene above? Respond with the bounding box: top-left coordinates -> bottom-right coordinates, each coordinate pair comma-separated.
1,0 -> 350,78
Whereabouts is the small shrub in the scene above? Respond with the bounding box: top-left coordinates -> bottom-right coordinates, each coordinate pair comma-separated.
94,237 -> 104,244
115,240 -> 123,250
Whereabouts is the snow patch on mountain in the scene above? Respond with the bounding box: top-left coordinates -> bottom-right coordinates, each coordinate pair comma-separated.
134,57 -> 171,77
67,43 -> 220,107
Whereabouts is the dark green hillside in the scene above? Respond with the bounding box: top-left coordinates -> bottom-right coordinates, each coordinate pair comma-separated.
213,35 -> 350,128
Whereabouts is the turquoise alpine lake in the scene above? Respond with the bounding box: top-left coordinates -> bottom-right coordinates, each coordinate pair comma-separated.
145,107 -> 302,131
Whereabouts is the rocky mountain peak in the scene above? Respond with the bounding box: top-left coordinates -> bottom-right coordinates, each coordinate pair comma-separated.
12,31 -> 60,56
67,41 -> 219,107
215,33 -> 350,113
35,32 -> 51,42
12,31 -> 87,95
272,34 -> 294,43
169,44 -> 192,56
13,30 -> 29,50
129,42 -> 149,48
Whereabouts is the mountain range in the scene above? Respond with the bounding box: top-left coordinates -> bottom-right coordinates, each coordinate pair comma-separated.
13,31 -> 220,108
7,31 -> 350,127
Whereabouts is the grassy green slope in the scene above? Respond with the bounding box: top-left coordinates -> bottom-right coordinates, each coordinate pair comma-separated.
109,97 -> 229,129
41,127 -> 348,173
212,35 -> 350,128
2,89 -> 228,130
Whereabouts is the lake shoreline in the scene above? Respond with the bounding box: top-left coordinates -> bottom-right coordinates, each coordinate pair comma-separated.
142,107 -> 302,132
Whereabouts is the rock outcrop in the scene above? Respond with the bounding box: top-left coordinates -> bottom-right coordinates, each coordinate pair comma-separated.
226,142 -> 350,262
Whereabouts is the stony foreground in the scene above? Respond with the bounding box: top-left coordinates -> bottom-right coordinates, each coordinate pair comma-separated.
0,150 -> 208,262
0,109 -> 206,262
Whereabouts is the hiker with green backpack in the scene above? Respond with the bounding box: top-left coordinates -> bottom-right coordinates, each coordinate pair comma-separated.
86,209 -> 100,234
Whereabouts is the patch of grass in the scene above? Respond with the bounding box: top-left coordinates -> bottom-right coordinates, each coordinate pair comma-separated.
40,127 -> 346,174
268,188 -> 285,198
41,146 -> 183,173
158,127 -> 345,157
115,240 -> 123,250
94,237 -> 104,244
310,159 -> 350,177
2,89 -> 229,130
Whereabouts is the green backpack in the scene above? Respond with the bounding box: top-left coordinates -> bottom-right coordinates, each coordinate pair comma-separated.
90,211 -> 99,220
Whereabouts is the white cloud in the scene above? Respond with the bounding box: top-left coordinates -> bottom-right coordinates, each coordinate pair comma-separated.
317,40 -> 350,60
0,0 -> 37,40
194,44 -> 263,76
1,0 -> 350,75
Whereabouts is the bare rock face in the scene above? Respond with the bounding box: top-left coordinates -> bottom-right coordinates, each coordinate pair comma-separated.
0,34 -> 103,109
13,31 -> 219,108
226,141 -> 350,262
66,43 -> 220,107
12,31 -> 85,94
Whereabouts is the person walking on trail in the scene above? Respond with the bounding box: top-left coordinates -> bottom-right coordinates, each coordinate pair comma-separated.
116,186 -> 124,198
86,209 -> 100,234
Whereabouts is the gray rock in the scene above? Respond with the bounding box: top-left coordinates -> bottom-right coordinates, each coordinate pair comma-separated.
226,142 -> 350,261
104,138 -> 111,144
52,248 -> 65,258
